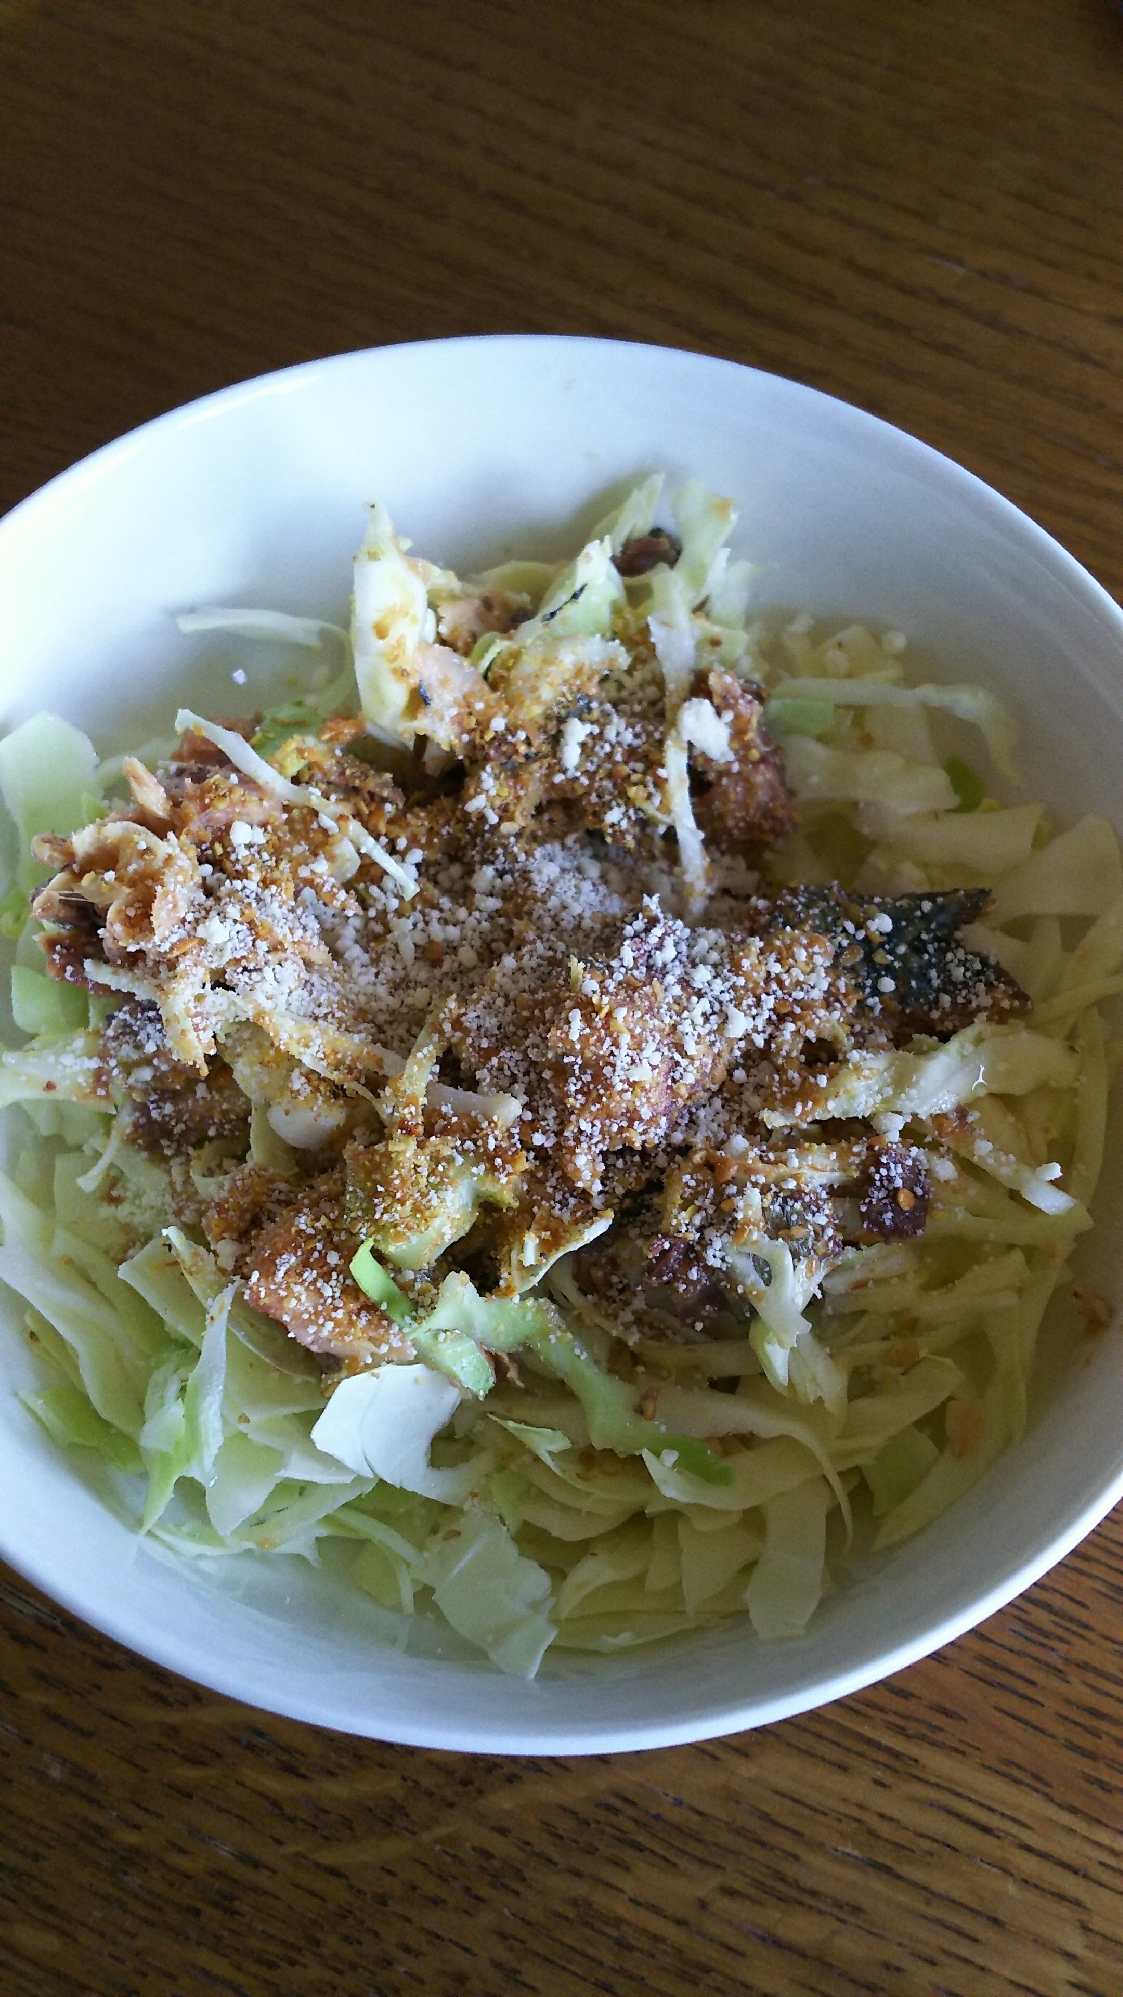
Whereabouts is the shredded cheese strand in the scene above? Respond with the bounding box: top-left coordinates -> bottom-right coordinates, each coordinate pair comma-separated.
174,709 -> 418,899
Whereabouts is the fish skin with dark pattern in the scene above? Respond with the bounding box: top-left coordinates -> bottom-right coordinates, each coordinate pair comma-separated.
756,884 -> 1027,1040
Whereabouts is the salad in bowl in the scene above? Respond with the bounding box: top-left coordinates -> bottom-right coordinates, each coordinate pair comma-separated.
2,467 -> 1116,1680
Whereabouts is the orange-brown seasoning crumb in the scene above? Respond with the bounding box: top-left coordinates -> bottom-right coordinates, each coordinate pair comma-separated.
245,1174 -> 415,1366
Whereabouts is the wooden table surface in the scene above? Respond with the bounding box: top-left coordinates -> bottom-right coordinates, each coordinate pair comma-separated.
3,3 -> 1123,1992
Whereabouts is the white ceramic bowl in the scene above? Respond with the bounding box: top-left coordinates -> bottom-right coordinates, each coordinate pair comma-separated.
1,336 -> 1122,1753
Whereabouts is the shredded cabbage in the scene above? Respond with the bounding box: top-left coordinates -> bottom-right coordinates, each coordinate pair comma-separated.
594,472 -> 664,552
309,1365 -> 475,1502
351,502 -> 432,746
769,676 -> 1018,780
512,537 -> 625,649
988,815 -> 1123,924
10,966 -> 87,1037
0,713 -> 101,889
421,1511 -> 555,1678
746,1479 -> 832,1640
783,737 -> 958,816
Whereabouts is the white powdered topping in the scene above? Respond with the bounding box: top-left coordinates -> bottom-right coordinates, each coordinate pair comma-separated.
558,716 -> 594,773
677,696 -> 732,764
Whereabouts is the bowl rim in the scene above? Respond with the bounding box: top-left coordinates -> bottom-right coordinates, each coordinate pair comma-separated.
7,328 -> 1123,628
7,1454 -> 1123,1755
3,330 -> 1123,1753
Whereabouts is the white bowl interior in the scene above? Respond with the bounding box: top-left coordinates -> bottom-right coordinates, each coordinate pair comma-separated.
1,335 -> 1122,1751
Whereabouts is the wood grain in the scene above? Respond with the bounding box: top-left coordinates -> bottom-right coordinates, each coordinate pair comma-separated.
3,3 -> 1123,1993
